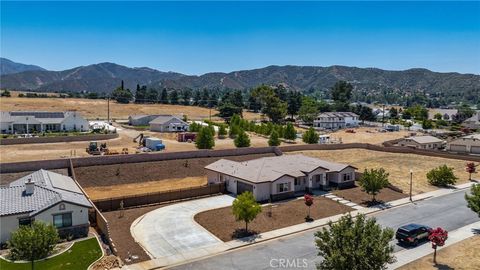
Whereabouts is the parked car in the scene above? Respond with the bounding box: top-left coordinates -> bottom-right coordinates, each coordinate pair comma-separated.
395,224 -> 431,246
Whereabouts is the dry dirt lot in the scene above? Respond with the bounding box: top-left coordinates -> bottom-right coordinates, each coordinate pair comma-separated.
332,184 -> 408,206
75,153 -> 275,199
328,127 -> 410,145
194,196 -> 352,242
0,96 -> 261,120
399,236 -> 480,270
287,149 -> 471,194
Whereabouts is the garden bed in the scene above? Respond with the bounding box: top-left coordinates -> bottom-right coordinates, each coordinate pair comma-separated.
333,184 -> 408,207
194,196 -> 353,242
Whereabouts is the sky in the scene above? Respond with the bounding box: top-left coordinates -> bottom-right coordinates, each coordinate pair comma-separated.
1,1 -> 479,75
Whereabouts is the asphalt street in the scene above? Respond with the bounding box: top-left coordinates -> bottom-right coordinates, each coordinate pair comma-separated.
170,188 -> 478,270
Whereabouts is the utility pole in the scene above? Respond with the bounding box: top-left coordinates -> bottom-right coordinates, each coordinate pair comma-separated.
409,169 -> 413,202
107,96 -> 110,124
382,104 -> 385,127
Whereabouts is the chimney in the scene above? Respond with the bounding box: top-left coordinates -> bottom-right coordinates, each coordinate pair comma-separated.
25,178 -> 35,195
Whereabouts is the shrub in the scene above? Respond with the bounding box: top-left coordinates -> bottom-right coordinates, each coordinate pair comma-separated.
234,129 -> 251,148
302,127 -> 319,144
268,130 -> 281,146
195,126 -> 215,149
284,122 -> 296,141
427,165 -> 458,187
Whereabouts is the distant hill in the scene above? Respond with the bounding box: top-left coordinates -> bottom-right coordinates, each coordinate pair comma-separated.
1,61 -> 479,102
0,58 -> 46,75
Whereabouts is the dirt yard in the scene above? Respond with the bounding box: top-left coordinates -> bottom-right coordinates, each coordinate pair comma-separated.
328,127 -> 411,145
287,149 -> 471,194
332,184 -> 408,206
84,176 -> 207,200
0,168 -> 69,185
399,236 -> 480,270
194,196 -> 352,242
0,96 -> 261,120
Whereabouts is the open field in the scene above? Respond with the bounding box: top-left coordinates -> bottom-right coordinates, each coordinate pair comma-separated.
328,127 -> 411,145
0,96 -> 261,120
399,236 -> 480,270
194,196 -> 352,242
288,149 -> 471,194
84,176 -> 207,200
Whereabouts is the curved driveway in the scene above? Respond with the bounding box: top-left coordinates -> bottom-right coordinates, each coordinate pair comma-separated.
131,195 -> 235,260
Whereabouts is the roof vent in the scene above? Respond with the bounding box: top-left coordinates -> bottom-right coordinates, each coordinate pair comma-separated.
25,178 -> 35,195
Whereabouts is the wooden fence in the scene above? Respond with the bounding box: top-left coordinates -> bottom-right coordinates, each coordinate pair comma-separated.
93,183 -> 226,212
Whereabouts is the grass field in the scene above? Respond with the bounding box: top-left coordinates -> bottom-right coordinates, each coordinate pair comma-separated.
0,96 -> 261,120
399,236 -> 480,270
0,238 -> 102,270
288,149 -> 471,194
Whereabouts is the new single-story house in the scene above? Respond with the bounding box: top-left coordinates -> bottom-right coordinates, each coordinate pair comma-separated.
446,133 -> 480,154
396,135 -> 444,150
149,115 -> 189,132
205,155 -> 357,201
313,112 -> 359,130
462,112 -> 480,130
128,114 -> 165,126
0,111 -> 89,134
0,170 -> 92,244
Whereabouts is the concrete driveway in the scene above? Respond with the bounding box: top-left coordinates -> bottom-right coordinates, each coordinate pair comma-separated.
131,195 -> 235,261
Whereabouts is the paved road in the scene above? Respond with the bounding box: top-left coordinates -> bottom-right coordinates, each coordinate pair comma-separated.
171,188 -> 478,270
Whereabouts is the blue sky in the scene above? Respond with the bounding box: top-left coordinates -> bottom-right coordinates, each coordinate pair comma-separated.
1,1 -> 479,75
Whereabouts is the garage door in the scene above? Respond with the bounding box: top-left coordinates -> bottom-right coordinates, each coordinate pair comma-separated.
471,146 -> 480,154
450,144 -> 467,152
237,181 -> 254,195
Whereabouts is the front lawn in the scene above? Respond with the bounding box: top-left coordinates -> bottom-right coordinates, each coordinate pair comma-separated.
0,238 -> 102,270
194,196 -> 352,242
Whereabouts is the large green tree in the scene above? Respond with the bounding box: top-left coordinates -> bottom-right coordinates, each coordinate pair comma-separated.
315,214 -> 395,270
331,81 -> 353,111
234,129 -> 251,148
112,84 -> 133,104
252,85 -> 287,123
159,88 -> 169,104
8,221 -> 59,269
298,96 -> 319,124
287,90 -> 303,119
284,122 -> 297,141
358,168 -> 390,202
232,191 -> 262,232
465,184 -> 480,217
195,126 -> 215,149
268,129 -> 281,146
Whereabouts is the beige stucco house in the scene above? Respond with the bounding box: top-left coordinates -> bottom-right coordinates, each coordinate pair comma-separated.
0,170 -> 92,244
0,111 -> 89,134
446,133 -> 480,154
205,155 -> 357,201
397,135 -> 444,150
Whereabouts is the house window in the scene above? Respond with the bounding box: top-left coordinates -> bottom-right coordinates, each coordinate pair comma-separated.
53,213 -> 72,228
294,179 -> 298,185
343,173 -> 351,181
19,217 -> 33,226
277,183 -> 290,193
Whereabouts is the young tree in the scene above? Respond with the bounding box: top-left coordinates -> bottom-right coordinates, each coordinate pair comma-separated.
304,194 -> 314,221
195,126 -> 215,149
465,183 -> 480,217
427,165 -> 458,187
358,168 -> 390,202
234,129 -> 251,148
466,162 -> 477,181
302,127 -> 319,144
284,122 -> 297,141
218,124 -> 227,139
315,214 -> 395,270
232,191 -> 262,232
428,227 -> 448,264
268,129 -> 281,146
8,221 -> 59,268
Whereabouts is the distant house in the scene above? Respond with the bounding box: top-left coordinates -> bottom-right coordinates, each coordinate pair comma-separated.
205,155 -> 357,201
128,114 -> 164,126
313,112 -> 359,130
462,112 -> 480,130
397,135 -> 444,150
428,109 -> 458,121
0,170 -> 92,244
446,133 -> 480,154
149,115 -> 189,132
0,111 -> 89,134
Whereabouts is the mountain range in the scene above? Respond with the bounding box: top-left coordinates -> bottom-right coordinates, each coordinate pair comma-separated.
0,58 -> 479,100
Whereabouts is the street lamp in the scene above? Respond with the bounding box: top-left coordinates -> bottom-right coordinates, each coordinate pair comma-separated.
409,169 -> 413,202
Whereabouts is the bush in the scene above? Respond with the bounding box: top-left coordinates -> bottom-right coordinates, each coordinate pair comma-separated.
268,130 -> 281,146
427,165 -> 458,187
284,122 -> 296,141
195,126 -> 215,149
234,129 -> 251,148
218,124 -> 227,138
8,221 -> 59,261
302,127 -> 319,144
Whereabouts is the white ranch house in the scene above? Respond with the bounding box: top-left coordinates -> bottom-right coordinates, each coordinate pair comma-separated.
397,135 -> 444,150
0,111 -> 89,134
446,133 -> 480,154
0,170 -> 92,244
128,114 -> 189,132
313,112 -> 359,130
205,155 -> 357,201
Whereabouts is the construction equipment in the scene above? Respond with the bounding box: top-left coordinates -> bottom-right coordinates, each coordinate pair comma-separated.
177,132 -> 197,142
86,141 -> 102,155
133,133 -> 150,146
345,129 -> 356,133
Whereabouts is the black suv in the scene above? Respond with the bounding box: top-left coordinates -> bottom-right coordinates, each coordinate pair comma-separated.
395,224 -> 431,246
